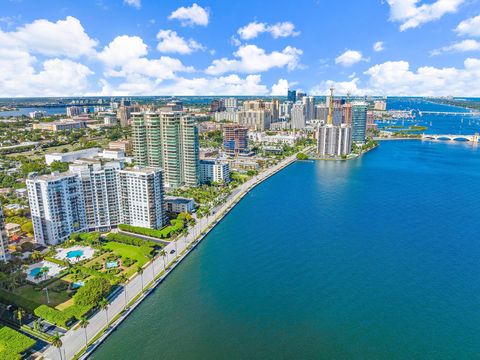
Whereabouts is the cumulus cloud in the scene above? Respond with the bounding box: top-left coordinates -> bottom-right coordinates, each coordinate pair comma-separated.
387,0 -> 465,31
0,16 -> 97,58
431,39 -> 480,55
271,78 -> 290,96
123,0 -> 140,9
455,15 -> 480,37
335,50 -> 368,67
310,77 -> 365,96
206,44 -> 302,75
237,21 -> 300,40
97,35 -> 194,79
156,30 -> 204,54
373,41 -> 385,52
97,74 -> 270,96
168,3 -> 209,27
0,50 -> 93,97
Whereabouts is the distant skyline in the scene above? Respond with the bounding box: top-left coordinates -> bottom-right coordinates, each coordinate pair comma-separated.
1,0 -> 480,97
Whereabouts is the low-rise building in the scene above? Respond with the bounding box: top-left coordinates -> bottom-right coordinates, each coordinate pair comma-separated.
45,148 -> 101,165
165,196 -> 195,214
200,159 -> 230,184
33,119 -> 86,132
108,140 -> 132,154
5,223 -> 21,237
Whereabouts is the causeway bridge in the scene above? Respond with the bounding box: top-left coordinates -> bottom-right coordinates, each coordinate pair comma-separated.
421,133 -> 479,142
419,111 -> 480,116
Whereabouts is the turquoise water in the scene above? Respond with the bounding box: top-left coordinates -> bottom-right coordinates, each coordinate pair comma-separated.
29,267 -> 44,277
72,281 -> 85,289
92,139 -> 480,359
106,261 -> 118,269
66,250 -> 84,259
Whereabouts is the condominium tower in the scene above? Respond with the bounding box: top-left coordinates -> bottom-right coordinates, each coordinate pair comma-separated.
0,204 -> 8,261
351,101 -> 368,143
132,109 -> 200,188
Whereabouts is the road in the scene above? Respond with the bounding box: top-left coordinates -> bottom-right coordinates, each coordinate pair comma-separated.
43,152 -> 300,360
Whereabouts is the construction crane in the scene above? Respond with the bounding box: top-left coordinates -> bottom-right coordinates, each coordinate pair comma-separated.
327,86 -> 334,125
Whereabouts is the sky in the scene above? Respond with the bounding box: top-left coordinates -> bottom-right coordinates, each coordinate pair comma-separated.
0,0 -> 479,97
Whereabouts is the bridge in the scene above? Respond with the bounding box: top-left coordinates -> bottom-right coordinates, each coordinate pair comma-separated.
419,111 -> 480,116
421,133 -> 479,142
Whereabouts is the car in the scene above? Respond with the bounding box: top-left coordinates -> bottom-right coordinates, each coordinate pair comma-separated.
170,249 -> 175,254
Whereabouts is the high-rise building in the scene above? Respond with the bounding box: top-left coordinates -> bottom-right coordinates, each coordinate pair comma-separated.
343,103 -> 352,125
223,124 -> 249,156
27,172 -> 87,245
66,106 -> 82,117
224,98 -> 238,110
0,204 -> 8,262
118,167 -> 165,229
69,159 -> 123,232
351,102 -> 368,143
132,110 -> 200,188
314,103 -> 329,121
291,102 -> 306,129
238,109 -> 272,131
287,89 -> 296,103
279,101 -> 293,120
242,100 -> 265,111
265,99 -> 280,121
302,96 -> 315,121
317,124 -> 352,157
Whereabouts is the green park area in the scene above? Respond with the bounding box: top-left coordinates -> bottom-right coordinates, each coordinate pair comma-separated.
0,231 -> 164,333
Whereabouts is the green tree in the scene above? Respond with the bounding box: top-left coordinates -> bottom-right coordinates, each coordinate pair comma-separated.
50,332 -> 63,360
74,277 -> 111,307
99,297 -> 109,325
16,307 -> 26,325
79,316 -> 89,347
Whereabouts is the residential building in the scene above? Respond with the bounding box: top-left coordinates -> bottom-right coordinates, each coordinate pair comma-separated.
314,103 -> 329,121
109,140 -> 132,154
5,223 -> 21,237
223,124 -> 248,156
66,106 -> 83,117
302,96 -> 315,121
242,99 -> 265,110
291,101 -> 306,129
27,172 -> 86,245
0,205 -> 7,261
132,110 -> 200,188
238,109 -> 271,131
351,101 -> 368,143
279,101 -> 293,120
29,111 -> 46,119
118,167 -> 165,229
374,100 -> 387,111
214,110 -> 239,123
165,196 -> 195,214
224,98 -> 238,110
200,159 -> 230,184
317,124 -> 352,157
33,119 -> 86,132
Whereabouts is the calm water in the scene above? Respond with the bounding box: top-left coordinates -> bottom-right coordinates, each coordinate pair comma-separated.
93,99 -> 480,359
0,106 -> 65,116
92,139 -> 480,359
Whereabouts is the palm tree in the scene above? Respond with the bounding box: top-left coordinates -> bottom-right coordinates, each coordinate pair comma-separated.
16,307 -> 26,325
41,266 -> 50,281
159,250 -> 167,269
79,316 -> 89,347
50,332 -> 63,360
99,297 -> 109,325
137,266 -> 144,291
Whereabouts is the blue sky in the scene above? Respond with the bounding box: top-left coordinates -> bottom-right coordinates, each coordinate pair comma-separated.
0,0 -> 479,96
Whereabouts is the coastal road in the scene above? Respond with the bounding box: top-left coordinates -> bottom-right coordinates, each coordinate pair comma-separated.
43,153 -> 300,360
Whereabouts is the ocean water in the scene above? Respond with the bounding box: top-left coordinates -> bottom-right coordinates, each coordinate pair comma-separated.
92,138 -> 480,359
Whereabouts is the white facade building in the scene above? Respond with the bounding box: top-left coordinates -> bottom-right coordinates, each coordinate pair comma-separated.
165,196 -> 195,214
199,159 -> 230,184
291,102 -> 306,129
0,204 -> 8,261
118,167 -> 165,229
317,124 -> 352,158
45,148 -> 101,165
27,172 -> 86,245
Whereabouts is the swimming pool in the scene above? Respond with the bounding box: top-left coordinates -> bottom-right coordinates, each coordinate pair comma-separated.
29,267 -> 46,277
106,261 -> 118,269
72,281 -> 85,289
66,250 -> 84,259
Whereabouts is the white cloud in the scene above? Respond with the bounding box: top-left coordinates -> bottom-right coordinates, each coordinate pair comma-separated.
271,78 -> 290,96
206,44 -> 302,75
310,77 -> 365,96
335,50 -> 368,67
0,16 -> 97,58
97,35 -> 194,80
237,21 -> 299,40
455,15 -> 480,37
431,39 -> 480,55
0,49 -> 93,97
169,3 -> 209,27
97,35 -> 147,68
123,0 -> 140,9
373,41 -> 385,52
387,0 -> 465,31
97,74 -> 270,96
156,29 -> 204,54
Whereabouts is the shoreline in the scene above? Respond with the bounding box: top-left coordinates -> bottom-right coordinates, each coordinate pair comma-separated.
43,150 -> 304,360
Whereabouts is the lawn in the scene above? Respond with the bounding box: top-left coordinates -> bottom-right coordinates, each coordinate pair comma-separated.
103,242 -> 150,267
13,279 -> 71,308
0,326 -> 36,360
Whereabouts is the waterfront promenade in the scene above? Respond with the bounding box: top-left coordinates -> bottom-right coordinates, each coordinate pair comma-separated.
43,151 -> 302,360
